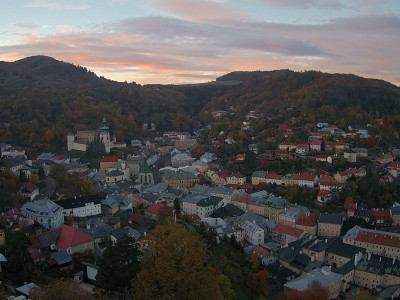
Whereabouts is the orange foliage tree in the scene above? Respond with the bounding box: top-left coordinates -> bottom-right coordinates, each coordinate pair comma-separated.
248,269 -> 269,295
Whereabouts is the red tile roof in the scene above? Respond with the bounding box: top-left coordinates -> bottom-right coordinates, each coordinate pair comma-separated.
371,209 -> 391,220
54,224 -> 93,250
100,156 -> 118,163
356,230 -> 400,248
318,190 -> 331,198
389,162 -> 400,169
299,173 -> 317,182
238,194 -> 251,203
251,246 -> 272,259
273,223 -> 304,238
296,213 -> 319,227
266,174 -> 283,180
145,202 -> 165,215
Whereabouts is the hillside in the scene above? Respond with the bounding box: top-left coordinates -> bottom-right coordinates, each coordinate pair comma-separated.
0,56 -> 400,153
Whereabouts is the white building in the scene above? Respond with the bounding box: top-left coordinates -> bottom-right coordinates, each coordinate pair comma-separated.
21,198 -> 64,229
57,196 -> 102,218
241,220 -> 264,245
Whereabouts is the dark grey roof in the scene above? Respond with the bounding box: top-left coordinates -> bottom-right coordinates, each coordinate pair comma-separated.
141,192 -> 159,203
56,194 -> 102,209
80,223 -> 115,239
36,229 -> 61,247
211,203 -> 245,219
197,196 -> 223,207
326,239 -> 365,258
319,213 -> 343,224
50,249 -> 72,265
112,227 -> 141,240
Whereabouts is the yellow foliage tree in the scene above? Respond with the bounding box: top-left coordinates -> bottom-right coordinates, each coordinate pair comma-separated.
134,221 -> 223,300
29,278 -> 101,300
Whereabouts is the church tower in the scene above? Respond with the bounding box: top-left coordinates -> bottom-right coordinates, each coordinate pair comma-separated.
99,117 -> 111,154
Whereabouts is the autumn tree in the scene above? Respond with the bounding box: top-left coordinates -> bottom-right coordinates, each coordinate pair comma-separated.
344,196 -> 354,210
5,230 -> 30,281
95,236 -> 140,292
30,278 -> 100,300
134,221 -> 223,300
248,269 -> 269,296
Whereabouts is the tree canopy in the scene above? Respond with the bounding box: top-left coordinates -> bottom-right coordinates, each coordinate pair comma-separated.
134,221 -> 223,300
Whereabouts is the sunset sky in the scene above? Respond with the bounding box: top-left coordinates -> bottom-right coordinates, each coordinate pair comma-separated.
1,0 -> 399,85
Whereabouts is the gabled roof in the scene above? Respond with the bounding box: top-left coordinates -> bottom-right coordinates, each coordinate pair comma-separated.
319,213 -> 343,224
54,224 -> 93,250
145,202 -> 165,215
273,223 -> 304,238
100,156 -> 119,163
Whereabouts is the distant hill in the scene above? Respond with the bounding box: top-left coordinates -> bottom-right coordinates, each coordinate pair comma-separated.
0,56 -> 399,152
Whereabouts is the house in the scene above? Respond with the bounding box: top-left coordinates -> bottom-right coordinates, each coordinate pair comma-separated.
200,152 -> 217,163
295,213 -> 319,235
145,202 -> 167,220
319,174 -> 342,191
265,194 -> 291,222
371,209 -> 392,226
18,182 -> 39,200
99,156 -> 119,172
161,170 -> 200,188
192,160 -> 208,173
236,153 -> 246,161
209,186 -> 240,205
247,196 -> 268,216
272,223 -> 306,246
251,170 -> 268,186
46,249 -> 73,271
226,173 -> 246,185
315,154 -> 331,163
283,266 -> 342,299
265,174 -> 283,185
54,224 -> 94,255
295,144 -> 309,155
250,246 -> 275,266
21,198 -> 64,229
352,147 -> 368,157
278,142 -> 296,152
391,205 -> 400,226
57,195 -> 102,218
318,213 -> 344,237
197,196 -> 224,218
298,173 -> 318,188
279,205 -> 309,226
241,220 -> 264,245
317,190 -> 332,203
388,162 -> 400,178
182,194 -> 207,215
344,150 -> 357,163
101,195 -> 120,214
310,139 -> 322,151
171,152 -> 196,168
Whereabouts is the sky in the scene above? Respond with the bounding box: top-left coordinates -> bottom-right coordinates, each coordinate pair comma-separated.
0,0 -> 399,85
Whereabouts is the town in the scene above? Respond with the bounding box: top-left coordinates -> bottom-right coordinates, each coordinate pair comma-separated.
1,112 -> 400,300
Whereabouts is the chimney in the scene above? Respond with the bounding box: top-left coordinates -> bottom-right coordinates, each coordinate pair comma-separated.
368,252 -> 371,261
354,253 -> 358,266
393,258 -> 396,265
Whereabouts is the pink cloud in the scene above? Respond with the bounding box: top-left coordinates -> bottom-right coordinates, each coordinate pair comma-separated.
150,0 -> 247,22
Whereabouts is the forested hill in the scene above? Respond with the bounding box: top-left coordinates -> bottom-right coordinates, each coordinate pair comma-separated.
0,56 -> 400,153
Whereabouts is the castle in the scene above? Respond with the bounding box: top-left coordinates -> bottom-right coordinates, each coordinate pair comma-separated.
67,117 -> 126,154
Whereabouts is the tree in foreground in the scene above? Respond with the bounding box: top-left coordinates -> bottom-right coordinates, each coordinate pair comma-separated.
30,278 -> 99,300
95,236 -> 140,292
248,269 -> 269,297
134,221 -> 223,300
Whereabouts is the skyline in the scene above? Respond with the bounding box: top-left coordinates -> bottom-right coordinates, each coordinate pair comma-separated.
0,0 -> 399,85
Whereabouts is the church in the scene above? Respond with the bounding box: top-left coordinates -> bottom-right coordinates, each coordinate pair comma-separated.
67,117 -> 126,154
